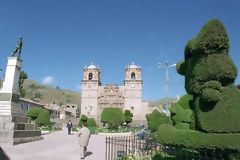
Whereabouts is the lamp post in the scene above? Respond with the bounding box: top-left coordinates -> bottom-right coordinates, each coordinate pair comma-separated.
158,61 -> 176,115
0,68 -> 3,88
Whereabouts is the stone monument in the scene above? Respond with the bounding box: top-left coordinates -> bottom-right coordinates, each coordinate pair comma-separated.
0,38 -> 42,146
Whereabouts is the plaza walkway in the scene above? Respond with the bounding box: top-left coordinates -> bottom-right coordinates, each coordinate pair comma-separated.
2,128 -> 106,160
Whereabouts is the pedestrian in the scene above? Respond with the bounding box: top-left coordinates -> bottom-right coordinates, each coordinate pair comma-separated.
66,120 -> 73,135
77,122 -> 91,159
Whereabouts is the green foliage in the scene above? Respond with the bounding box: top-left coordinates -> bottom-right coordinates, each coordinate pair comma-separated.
146,110 -> 172,132
35,109 -> 50,126
19,71 -> 28,97
87,118 -> 97,127
158,19 -> 240,151
78,114 -> 88,127
170,103 -> 192,127
177,19 -> 240,133
170,94 -> 193,130
78,114 -> 97,130
196,85 -> 240,133
101,107 -> 124,128
157,124 -> 240,150
124,110 -> 133,124
177,94 -> 193,110
26,107 -> 44,120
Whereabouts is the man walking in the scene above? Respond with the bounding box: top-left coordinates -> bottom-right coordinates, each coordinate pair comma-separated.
77,123 -> 90,159
66,120 -> 73,135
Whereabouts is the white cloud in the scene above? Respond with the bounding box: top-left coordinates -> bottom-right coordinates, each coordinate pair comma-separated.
42,76 -> 54,85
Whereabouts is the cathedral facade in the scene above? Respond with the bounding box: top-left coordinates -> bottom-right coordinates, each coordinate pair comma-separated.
80,63 -> 149,120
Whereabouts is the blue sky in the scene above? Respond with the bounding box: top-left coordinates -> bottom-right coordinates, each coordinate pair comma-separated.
0,0 -> 239,101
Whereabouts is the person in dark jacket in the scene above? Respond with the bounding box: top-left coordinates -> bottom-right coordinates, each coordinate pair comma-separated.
66,120 -> 73,135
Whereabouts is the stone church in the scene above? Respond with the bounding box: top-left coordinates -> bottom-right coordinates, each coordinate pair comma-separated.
80,63 -> 149,120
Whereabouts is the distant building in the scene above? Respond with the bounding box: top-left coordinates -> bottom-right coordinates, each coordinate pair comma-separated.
44,103 -> 79,119
19,98 -> 45,112
81,63 -> 150,120
64,103 -> 80,118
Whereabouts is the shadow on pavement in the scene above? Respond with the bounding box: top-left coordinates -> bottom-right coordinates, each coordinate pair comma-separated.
0,147 -> 11,160
85,151 -> 93,158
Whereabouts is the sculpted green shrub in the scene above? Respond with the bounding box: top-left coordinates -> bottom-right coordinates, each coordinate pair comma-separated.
176,19 -> 239,133
157,19 -> 240,155
124,110 -> 133,124
146,110 -> 172,132
35,109 -> 50,126
26,107 -> 44,120
101,107 -> 124,128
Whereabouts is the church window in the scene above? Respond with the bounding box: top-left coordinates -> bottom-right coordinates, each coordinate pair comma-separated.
131,72 -> 136,79
88,73 -> 93,80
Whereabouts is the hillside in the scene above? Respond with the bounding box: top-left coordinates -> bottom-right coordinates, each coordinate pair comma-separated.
22,80 -> 81,106
148,97 -> 178,108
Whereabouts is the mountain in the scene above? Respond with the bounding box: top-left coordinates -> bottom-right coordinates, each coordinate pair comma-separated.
22,80 -> 81,106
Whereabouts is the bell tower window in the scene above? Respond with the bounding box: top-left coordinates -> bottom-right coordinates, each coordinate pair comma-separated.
88,73 -> 93,80
131,72 -> 136,80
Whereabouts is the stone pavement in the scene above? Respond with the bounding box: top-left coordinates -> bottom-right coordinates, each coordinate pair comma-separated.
2,128 -> 106,160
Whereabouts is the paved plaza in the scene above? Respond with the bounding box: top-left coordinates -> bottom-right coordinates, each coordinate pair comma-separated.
2,128 -> 106,160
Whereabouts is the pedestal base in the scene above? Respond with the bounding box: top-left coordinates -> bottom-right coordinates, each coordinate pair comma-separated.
0,115 -> 42,146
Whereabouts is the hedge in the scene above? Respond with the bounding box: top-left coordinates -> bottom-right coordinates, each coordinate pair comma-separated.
146,110 -> 172,132
157,124 -> 240,150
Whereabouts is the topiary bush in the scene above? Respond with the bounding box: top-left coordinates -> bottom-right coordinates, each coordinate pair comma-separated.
101,107 -> 124,128
35,109 -> 50,126
146,109 -> 172,132
175,19 -> 239,133
26,107 -> 44,120
124,110 -> 133,124
157,19 -> 240,156
79,114 -> 88,127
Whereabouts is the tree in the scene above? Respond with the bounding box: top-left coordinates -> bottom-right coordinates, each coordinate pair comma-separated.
19,71 -> 28,97
79,114 -> 88,127
124,110 -> 133,124
101,107 -> 124,128
35,109 -> 50,126
26,107 -> 44,120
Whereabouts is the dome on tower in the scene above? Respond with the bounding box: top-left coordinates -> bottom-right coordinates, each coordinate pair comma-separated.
126,62 -> 141,69
85,63 -> 99,69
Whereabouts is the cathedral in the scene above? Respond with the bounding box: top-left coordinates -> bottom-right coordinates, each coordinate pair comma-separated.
80,63 -> 149,120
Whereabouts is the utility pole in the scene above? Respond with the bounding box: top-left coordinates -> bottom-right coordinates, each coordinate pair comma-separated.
158,61 -> 176,115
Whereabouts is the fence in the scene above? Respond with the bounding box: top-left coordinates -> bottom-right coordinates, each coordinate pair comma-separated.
105,134 -> 160,160
105,135 -> 240,160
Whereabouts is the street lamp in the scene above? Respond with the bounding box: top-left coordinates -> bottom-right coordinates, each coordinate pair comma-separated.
158,61 -> 176,115
0,68 -> 3,88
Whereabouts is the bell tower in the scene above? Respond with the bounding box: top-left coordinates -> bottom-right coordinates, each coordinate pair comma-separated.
124,62 -> 142,116
81,64 -> 101,118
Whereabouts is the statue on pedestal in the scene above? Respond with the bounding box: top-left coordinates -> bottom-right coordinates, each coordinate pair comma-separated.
12,37 -> 23,58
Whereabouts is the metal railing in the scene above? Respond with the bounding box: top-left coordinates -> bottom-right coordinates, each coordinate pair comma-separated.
105,134 -> 160,160
105,135 -> 240,160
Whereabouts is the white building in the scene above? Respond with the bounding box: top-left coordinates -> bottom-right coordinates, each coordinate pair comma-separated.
81,63 -> 149,120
